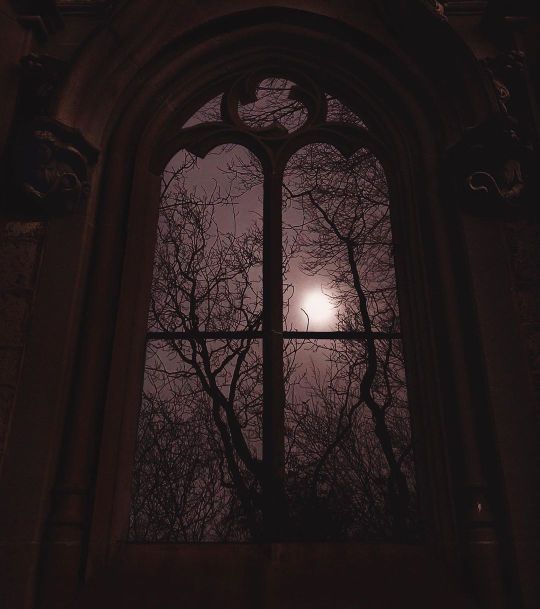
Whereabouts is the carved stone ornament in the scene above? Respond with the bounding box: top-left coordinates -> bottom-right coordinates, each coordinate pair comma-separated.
11,118 -> 98,215
151,67 -> 384,175
423,0 -> 448,20
466,143 -> 526,202
450,50 -> 534,212
450,116 -> 532,212
482,51 -> 526,115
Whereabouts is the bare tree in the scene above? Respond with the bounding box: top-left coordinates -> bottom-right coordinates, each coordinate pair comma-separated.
129,80 -> 417,543
281,143 -> 415,539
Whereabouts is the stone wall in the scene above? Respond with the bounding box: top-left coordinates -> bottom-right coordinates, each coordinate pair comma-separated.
0,221 -> 44,468
504,218 -> 540,410
0,3 -> 538,609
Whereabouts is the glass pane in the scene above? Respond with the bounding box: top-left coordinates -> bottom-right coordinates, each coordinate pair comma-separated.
130,339 -> 263,542
283,145 -> 399,334
238,77 -> 308,132
284,338 -> 417,541
152,145 -> 263,333
325,94 -> 367,127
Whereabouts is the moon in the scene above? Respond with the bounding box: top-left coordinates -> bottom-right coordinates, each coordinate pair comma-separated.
302,287 -> 336,328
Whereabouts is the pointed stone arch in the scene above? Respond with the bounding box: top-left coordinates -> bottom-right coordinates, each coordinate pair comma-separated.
4,3 -> 531,609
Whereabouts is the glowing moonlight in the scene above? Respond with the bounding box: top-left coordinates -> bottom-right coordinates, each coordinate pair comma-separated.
302,287 -> 336,327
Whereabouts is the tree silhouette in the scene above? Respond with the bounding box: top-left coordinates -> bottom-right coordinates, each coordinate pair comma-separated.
129,80 -> 417,543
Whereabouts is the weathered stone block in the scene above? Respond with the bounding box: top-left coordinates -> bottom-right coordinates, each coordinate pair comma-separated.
0,348 -> 22,387
0,238 -> 42,289
522,321 -> 540,366
516,288 -> 540,324
0,384 -> 16,461
0,291 -> 30,345
2,221 -> 45,240
505,222 -> 540,288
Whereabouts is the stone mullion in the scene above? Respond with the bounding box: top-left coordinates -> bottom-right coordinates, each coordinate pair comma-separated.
262,163 -> 286,541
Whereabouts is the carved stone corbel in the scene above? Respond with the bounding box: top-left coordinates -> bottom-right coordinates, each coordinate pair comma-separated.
482,51 -> 526,115
465,121 -> 528,203
450,116 -> 532,212
449,50 -> 535,213
10,118 -> 98,216
467,157 -> 524,202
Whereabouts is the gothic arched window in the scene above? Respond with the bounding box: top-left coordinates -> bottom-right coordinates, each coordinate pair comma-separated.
129,74 -> 418,543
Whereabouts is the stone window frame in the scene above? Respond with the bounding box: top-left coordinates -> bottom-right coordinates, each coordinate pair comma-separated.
87,45 -> 458,576
132,69 -> 416,543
